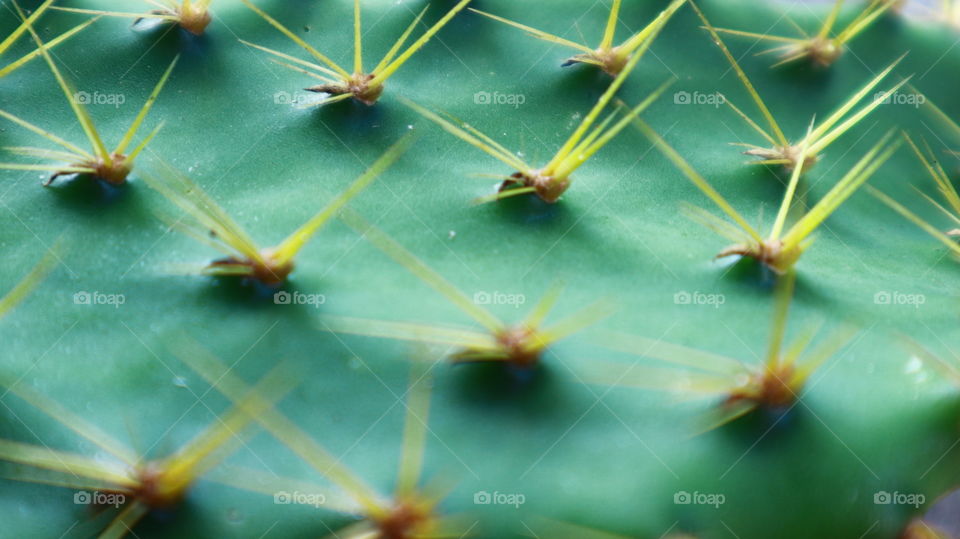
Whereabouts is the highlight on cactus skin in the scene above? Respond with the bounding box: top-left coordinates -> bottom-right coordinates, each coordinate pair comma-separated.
906,338 -> 960,385
144,135 -> 413,287
470,0 -> 686,76
324,210 -> 613,369
636,118 -> 900,274
707,0 -> 897,67
52,1 -> 214,36
0,364 -> 296,537
580,270 -> 857,431
0,15 -> 178,186
239,0 -> 472,107
0,0 -> 97,78
404,22 -> 672,204
174,341 -> 472,539
696,4 -> 908,174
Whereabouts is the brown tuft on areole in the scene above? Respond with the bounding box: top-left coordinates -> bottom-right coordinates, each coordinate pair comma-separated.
804,37 -> 842,67
495,325 -> 542,368
92,154 -> 132,185
374,500 -> 433,539
726,363 -> 798,409
207,249 -> 295,286
716,238 -> 799,274
307,73 -> 384,106
133,462 -> 185,509
498,170 -> 569,204
179,6 -> 212,36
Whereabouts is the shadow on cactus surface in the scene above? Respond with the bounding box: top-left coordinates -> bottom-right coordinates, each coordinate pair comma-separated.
2,0 -> 960,537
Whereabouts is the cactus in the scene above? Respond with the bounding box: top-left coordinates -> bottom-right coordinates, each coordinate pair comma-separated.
51,1 -> 214,36
2,0 -> 960,538
239,0 -> 473,107
0,0 -> 93,78
1,11 -> 177,185
710,0 -> 896,67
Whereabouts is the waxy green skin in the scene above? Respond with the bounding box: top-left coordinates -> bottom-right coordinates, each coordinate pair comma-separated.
0,1 -> 958,537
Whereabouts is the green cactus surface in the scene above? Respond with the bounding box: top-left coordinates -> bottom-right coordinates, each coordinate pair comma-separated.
1,0 -> 960,537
